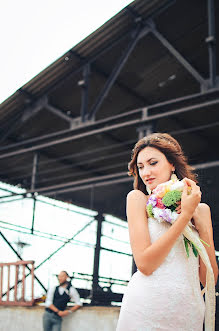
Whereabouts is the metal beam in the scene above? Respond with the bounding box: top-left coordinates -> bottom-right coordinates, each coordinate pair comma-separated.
34,219 -> 94,270
7,116 -> 219,187
193,160 -> 219,171
46,104 -> 74,124
0,88 -> 218,154
35,0 -> 174,104
0,175 -> 131,200
206,0 -> 217,88
70,48 -> 149,108
0,157 -> 219,201
40,159 -> 219,198
0,197 -> 25,204
0,231 -> 46,292
7,28 -> 133,137
31,153 -> 38,234
91,213 -> 103,304
79,64 -> 90,122
31,153 -> 38,191
35,177 -> 132,197
31,171 -> 127,195
0,138 -> 136,178
0,96 -> 74,143
149,21 -> 208,90
1,97 -> 219,159
9,152 -> 128,185
0,96 -> 47,143
0,0 -> 176,142
0,111 -> 24,143
88,24 -> 149,120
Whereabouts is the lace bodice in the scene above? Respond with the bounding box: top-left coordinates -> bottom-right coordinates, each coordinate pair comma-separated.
147,217 -> 200,287
116,217 -> 205,331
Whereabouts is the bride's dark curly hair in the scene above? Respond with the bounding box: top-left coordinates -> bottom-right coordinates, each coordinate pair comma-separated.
128,132 -> 197,195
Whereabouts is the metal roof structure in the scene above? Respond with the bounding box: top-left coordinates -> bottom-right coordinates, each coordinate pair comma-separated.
0,0 -> 219,312
0,0 -> 219,220
0,0 -> 219,247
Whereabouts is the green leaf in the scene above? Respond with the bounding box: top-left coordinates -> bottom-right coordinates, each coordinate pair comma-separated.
200,238 -> 210,247
191,243 -> 199,257
184,237 -> 189,257
146,204 -> 154,218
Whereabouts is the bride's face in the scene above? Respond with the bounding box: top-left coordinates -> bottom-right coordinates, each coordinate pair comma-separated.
137,146 -> 174,192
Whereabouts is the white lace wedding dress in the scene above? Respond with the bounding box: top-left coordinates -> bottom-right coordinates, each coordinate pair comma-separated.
116,217 -> 205,331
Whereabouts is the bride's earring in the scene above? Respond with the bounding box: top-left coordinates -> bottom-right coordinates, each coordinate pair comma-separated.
171,170 -> 177,181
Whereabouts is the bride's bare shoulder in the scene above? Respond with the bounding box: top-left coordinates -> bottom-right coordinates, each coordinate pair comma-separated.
127,189 -> 148,203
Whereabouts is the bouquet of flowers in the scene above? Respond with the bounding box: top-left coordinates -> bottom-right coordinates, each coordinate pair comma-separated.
146,175 -> 199,257
146,175 -> 215,330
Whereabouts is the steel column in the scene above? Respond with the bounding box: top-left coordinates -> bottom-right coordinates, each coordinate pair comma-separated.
207,0 -> 217,88
31,153 -> 38,234
91,213 -> 104,304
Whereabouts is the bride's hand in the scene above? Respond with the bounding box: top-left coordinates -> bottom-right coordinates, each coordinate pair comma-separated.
176,201 -> 181,214
180,178 -> 202,220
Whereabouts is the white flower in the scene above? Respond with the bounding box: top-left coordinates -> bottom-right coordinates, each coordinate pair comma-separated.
171,211 -> 179,223
170,181 -> 184,192
153,207 -> 164,222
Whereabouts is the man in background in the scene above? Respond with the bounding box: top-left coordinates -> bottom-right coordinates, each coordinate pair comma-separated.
43,270 -> 82,331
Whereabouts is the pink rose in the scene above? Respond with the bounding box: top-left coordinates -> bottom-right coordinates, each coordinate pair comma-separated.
153,184 -> 166,198
156,197 -> 165,209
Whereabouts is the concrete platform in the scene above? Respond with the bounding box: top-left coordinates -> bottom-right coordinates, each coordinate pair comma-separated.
0,305 -> 120,331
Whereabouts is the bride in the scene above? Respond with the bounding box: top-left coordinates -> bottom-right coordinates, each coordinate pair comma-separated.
116,133 -> 218,331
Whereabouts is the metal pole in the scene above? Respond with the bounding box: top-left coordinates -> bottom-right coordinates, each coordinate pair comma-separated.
207,0 -> 217,88
91,213 -> 104,304
31,199 -> 37,235
31,153 -> 38,234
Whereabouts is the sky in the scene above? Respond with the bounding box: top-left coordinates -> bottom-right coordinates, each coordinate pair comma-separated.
0,0 -> 133,104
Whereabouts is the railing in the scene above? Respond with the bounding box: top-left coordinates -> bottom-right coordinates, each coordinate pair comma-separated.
0,260 -> 34,306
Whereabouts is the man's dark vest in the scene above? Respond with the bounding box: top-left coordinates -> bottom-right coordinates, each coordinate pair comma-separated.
46,282 -> 71,313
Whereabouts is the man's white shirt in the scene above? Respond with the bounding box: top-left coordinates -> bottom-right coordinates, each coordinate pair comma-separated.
45,285 -> 82,307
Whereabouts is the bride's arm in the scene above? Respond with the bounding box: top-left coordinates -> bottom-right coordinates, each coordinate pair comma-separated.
193,203 -> 218,286
127,179 -> 201,275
